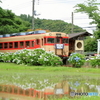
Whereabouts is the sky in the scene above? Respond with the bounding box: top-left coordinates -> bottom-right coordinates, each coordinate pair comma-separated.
0,0 -> 99,33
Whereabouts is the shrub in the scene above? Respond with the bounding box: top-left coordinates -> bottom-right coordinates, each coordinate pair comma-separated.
12,49 -> 31,64
38,51 -> 63,66
68,53 -> 85,68
2,52 -> 13,62
89,55 -> 100,68
0,52 -> 4,62
2,48 -> 63,66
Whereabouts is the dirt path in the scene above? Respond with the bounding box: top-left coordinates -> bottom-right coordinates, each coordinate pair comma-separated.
0,92 -> 41,100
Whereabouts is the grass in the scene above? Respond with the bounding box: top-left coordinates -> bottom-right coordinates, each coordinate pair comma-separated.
0,62 -> 100,73
0,62 -> 100,100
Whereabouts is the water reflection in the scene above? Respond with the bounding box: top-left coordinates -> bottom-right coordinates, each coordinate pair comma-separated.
68,80 -> 100,96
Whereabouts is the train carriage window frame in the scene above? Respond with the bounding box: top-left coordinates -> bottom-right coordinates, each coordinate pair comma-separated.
9,42 -> 13,48
4,43 -> 8,49
44,38 -> 46,44
47,38 -> 54,43
42,38 -> 43,46
62,38 -> 69,43
25,41 -> 30,48
14,42 -> 18,48
20,41 -> 24,48
0,43 -> 3,49
55,38 -> 61,43
32,41 -> 34,47
36,39 -> 40,45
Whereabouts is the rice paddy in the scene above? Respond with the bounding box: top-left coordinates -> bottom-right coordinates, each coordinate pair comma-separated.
0,62 -> 100,100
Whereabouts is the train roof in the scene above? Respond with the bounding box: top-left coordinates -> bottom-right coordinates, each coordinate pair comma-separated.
0,30 -> 69,39
0,30 -> 46,38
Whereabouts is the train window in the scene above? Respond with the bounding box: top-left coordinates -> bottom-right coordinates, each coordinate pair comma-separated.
0,43 -> 3,49
9,42 -> 13,48
36,39 -> 39,45
4,43 -> 8,48
47,38 -> 54,43
14,42 -> 18,48
26,41 -> 30,48
32,41 -> 34,47
56,38 -> 60,43
20,42 -> 24,48
63,38 -> 68,43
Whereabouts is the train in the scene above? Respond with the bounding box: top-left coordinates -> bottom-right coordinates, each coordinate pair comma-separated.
0,30 -> 69,62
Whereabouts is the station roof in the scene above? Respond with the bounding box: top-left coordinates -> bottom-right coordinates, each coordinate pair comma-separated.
68,31 -> 92,39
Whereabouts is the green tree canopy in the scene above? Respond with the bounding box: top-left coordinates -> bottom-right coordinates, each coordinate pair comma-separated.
19,15 -> 85,34
74,0 -> 100,31
74,0 -> 100,51
0,7 -> 31,35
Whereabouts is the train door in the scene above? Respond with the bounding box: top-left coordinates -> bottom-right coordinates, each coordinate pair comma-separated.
55,37 -> 64,56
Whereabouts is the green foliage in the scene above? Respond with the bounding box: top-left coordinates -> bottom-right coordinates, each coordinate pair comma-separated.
0,6 -> 85,34
38,51 -> 63,66
19,15 -> 85,33
74,0 -> 100,22
74,0 -> 100,52
0,52 -> 4,61
89,55 -> 100,68
2,52 -> 13,62
1,48 -> 63,66
84,36 -> 97,51
0,7 -> 31,34
74,0 -> 100,35
68,53 -> 85,68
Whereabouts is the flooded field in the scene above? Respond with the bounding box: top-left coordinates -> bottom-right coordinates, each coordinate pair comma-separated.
0,63 -> 100,100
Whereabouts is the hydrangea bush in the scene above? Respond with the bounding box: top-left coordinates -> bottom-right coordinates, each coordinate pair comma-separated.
0,48 -> 63,66
0,52 -> 4,62
68,53 -> 85,68
2,52 -> 13,62
38,51 -> 63,66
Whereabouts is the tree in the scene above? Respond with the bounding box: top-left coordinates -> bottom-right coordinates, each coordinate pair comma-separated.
19,15 -> 85,33
84,36 -> 97,51
0,7 -> 31,34
74,0 -> 100,51
74,0 -> 100,30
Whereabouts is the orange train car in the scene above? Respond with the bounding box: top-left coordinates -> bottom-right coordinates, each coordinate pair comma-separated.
0,30 -> 69,60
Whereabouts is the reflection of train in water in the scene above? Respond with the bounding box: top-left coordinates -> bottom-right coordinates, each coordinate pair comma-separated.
0,30 -> 69,60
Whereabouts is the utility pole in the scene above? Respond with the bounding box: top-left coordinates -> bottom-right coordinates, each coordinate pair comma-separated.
71,12 -> 74,33
32,0 -> 35,30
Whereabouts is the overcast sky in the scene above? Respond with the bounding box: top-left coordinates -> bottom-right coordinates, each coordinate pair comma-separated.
1,0 -> 99,33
